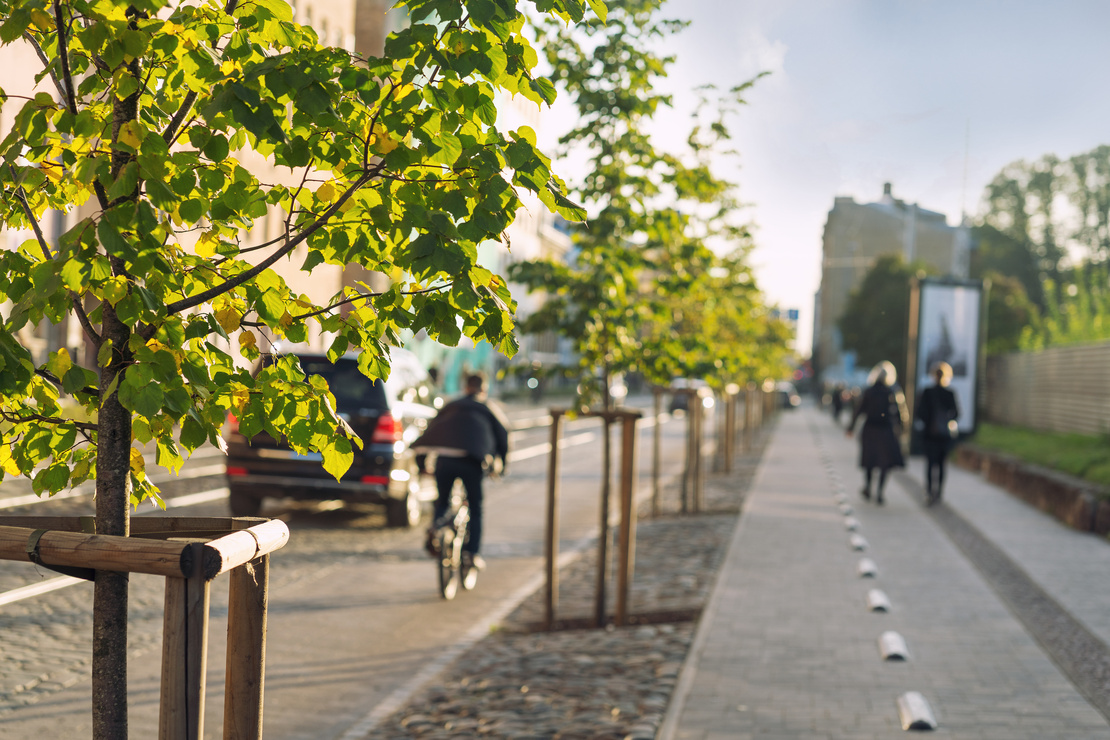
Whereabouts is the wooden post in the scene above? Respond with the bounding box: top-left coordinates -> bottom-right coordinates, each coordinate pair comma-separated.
594,413 -> 612,628
224,555 -> 270,740
615,413 -> 640,626
753,383 -> 763,429
723,387 -> 735,473
544,411 -> 564,631
681,398 -> 694,514
160,542 -> 211,740
745,386 -> 754,454
693,393 -> 705,512
651,388 -> 662,518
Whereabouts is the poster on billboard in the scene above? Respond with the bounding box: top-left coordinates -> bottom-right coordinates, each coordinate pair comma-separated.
914,279 -> 982,433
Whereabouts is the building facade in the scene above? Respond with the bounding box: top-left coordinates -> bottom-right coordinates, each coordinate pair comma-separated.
812,182 -> 970,382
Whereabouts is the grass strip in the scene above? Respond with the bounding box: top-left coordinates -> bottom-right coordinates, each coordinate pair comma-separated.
973,423 -> 1110,489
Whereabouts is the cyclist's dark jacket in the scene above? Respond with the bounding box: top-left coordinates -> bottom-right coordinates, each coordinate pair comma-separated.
412,394 -> 509,470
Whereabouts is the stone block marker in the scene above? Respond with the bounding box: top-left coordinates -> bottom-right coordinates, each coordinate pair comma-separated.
867,588 -> 892,612
879,630 -> 909,661
896,691 -> 938,731
849,533 -> 869,551
857,557 -> 877,577
844,516 -> 861,531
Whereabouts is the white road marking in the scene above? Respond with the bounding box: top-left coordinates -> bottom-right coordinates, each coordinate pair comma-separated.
0,464 -> 227,510
507,431 -> 596,463
0,575 -> 85,607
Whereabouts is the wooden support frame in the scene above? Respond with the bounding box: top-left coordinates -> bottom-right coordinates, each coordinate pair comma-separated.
542,408 -> 642,630
0,515 -> 288,740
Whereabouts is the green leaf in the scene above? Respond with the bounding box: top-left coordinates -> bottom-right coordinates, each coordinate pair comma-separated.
106,161 -> 140,201
35,463 -> 71,494
97,219 -> 130,256
62,366 -> 95,395
0,8 -> 32,44
179,198 -> 205,223
46,348 -> 73,378
98,340 -> 115,369
60,259 -> 90,292
466,0 -> 498,25
180,414 -> 208,452
203,134 -> 229,162
119,373 -> 164,418
322,435 -> 353,480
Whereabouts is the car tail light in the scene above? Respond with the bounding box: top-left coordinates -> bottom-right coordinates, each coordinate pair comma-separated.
371,412 -> 401,444
226,466 -> 248,476
360,475 -> 389,485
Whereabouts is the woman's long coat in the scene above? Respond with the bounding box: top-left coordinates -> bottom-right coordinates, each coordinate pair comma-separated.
849,382 -> 908,470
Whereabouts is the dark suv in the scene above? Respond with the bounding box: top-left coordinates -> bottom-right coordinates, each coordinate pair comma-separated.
224,349 -> 437,527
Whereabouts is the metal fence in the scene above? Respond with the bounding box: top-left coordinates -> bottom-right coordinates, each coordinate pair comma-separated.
983,342 -> 1110,436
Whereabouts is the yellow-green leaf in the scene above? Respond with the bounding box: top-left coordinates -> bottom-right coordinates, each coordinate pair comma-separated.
46,348 -> 73,378
102,277 -> 129,306
215,304 -> 240,333
0,446 -> 21,476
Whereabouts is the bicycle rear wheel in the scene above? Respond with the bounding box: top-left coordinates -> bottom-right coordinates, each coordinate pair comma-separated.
437,527 -> 462,600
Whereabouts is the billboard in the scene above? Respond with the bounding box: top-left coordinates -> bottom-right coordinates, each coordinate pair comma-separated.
913,279 -> 982,433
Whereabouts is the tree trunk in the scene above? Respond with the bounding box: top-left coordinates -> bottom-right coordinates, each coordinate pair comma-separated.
91,31 -> 142,739
93,304 -> 132,739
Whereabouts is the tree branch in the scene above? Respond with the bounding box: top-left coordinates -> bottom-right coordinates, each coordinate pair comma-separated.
36,367 -> 100,398
9,165 -> 55,262
239,282 -> 451,327
23,32 -> 68,103
1,410 -> 98,432
52,0 -> 79,115
164,167 -> 379,317
8,166 -> 103,347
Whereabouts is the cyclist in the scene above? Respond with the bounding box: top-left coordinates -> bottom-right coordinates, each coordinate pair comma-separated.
413,373 -> 509,571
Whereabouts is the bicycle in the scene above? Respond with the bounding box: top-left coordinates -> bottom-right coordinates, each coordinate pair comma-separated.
429,483 -> 478,600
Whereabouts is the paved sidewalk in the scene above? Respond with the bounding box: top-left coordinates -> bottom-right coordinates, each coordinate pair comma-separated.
660,406 -> 1110,739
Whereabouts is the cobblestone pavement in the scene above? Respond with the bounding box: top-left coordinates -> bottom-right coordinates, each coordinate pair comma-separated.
374,424 -> 772,739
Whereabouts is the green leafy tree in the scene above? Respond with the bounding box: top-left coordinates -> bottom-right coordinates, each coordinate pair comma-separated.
1020,262 -> 1110,350
510,0 -> 687,410
510,1 -> 778,401
645,245 -> 791,388
982,155 -> 1067,286
0,0 -> 593,735
970,224 -> 1044,309
978,146 -> 1110,295
982,271 -> 1038,355
838,254 -> 932,383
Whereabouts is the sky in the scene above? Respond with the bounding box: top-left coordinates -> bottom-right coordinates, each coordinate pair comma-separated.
543,0 -> 1110,356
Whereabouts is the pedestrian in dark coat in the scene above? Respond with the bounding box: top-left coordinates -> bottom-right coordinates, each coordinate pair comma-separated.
412,373 -> 509,569
846,361 -> 908,505
916,361 -> 959,505
831,383 -> 845,425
